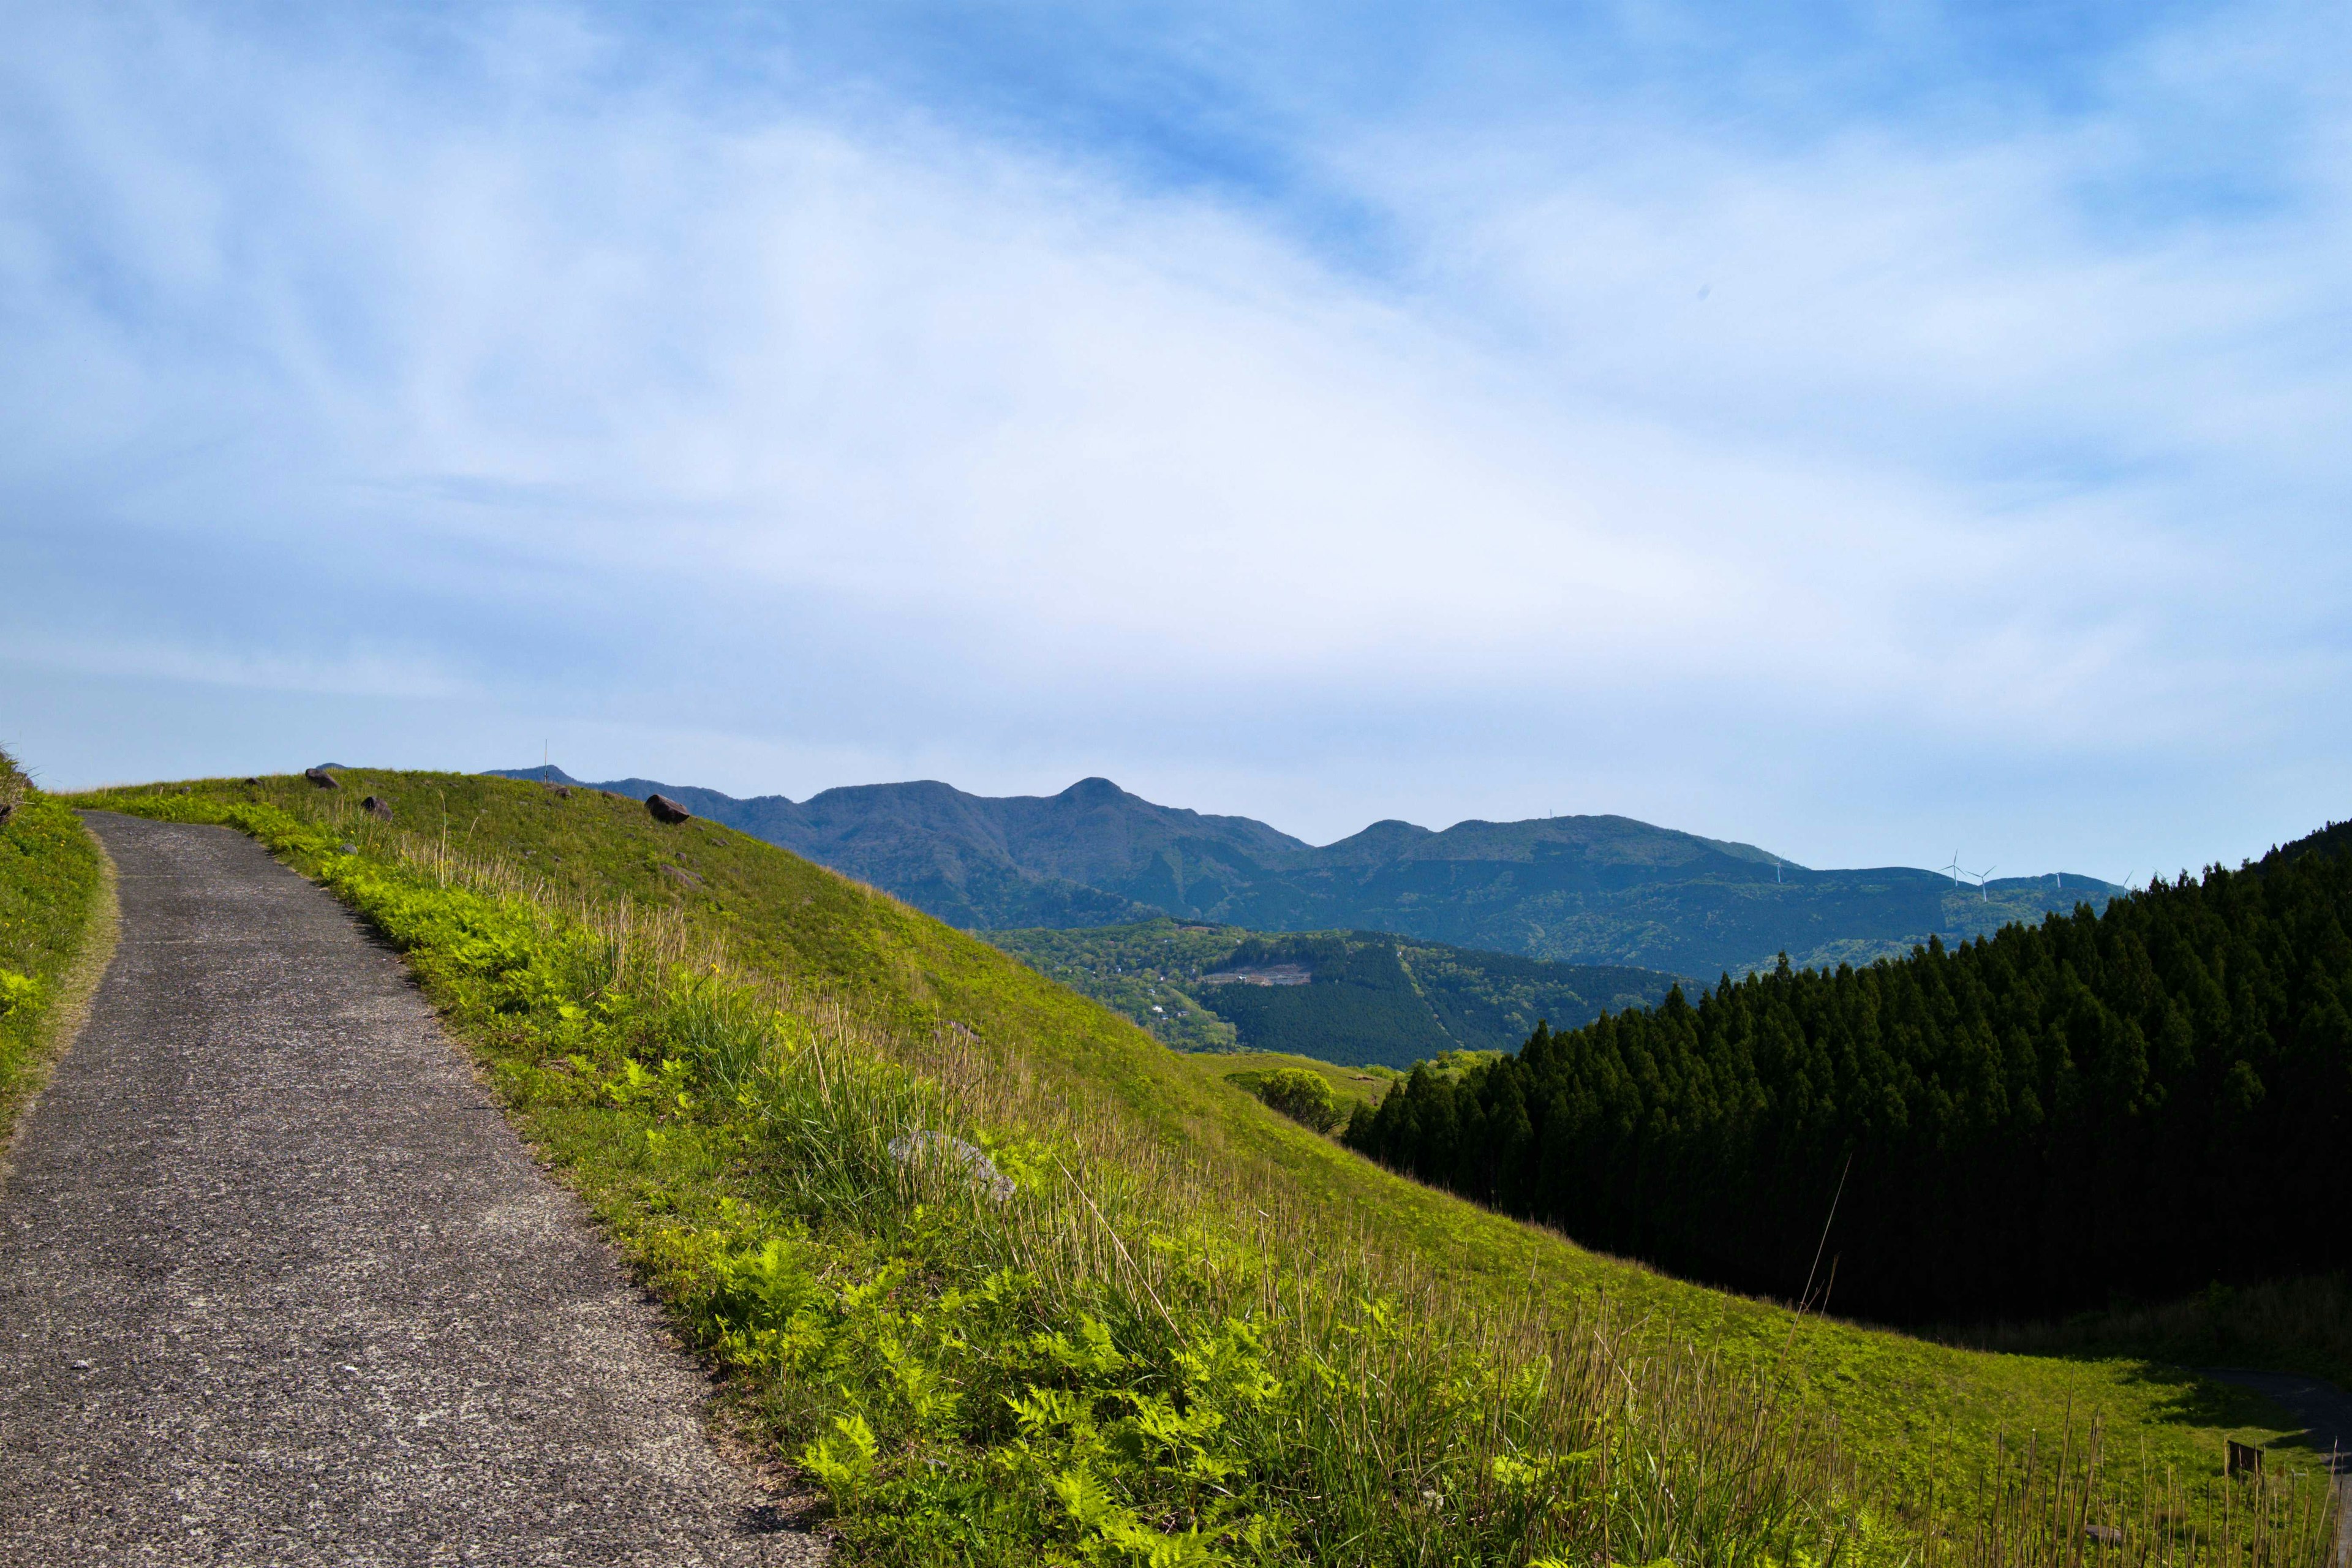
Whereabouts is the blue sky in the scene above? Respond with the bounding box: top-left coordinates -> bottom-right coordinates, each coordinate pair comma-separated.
4,0 -> 2347,880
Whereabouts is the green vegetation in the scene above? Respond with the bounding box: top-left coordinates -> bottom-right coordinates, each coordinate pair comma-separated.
1216,1054 -> 1400,1120
1952,1275 -> 2352,1395
984,919 -> 1248,1051
1232,1067 -> 1343,1133
987,919 -> 1675,1068
1344,819 -> 2352,1327
77,771 -> 2340,1568
0,748 -> 110,1144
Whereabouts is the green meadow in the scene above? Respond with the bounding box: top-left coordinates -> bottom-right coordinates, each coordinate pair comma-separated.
68,769 -> 2342,1568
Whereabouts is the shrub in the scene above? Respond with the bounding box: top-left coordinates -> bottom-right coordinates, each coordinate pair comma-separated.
0,970 -> 37,1017
1251,1066 -> 1341,1134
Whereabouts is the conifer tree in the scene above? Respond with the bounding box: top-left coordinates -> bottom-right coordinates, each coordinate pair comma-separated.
1344,820 -> 2352,1322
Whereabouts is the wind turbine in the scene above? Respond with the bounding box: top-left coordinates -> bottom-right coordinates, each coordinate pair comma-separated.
1941,853 -> 1964,889
1971,864 -> 1997,901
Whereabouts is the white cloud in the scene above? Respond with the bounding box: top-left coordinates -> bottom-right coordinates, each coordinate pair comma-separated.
1,1 -> 2348,873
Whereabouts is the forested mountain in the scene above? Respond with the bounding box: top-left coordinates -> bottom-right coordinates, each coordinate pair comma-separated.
494,766 -> 2114,978
1344,816 -> 2352,1325
988,918 -> 1678,1066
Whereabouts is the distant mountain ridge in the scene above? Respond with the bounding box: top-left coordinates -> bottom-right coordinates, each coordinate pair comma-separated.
491,766 -> 2117,977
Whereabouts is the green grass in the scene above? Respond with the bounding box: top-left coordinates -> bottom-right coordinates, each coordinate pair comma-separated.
74,769 -> 2343,1568
1948,1276 -> 2352,1395
1211,1052 -> 1400,1115
0,748 -> 111,1148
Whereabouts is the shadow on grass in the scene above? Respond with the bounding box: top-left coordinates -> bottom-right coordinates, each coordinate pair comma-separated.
1987,1346 -> 2348,1471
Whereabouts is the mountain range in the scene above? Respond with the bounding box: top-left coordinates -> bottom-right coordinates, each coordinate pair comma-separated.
489,767 -> 2116,978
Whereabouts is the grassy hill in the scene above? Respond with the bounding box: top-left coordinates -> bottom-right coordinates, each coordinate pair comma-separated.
78,768 -> 2338,1568
989,919 -> 1678,1068
500,767 -> 2118,978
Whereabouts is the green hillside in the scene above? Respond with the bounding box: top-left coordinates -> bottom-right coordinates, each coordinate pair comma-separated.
981,918 -> 1254,1051
76,769 -> 2338,1568
987,918 -> 1678,1067
1214,1052 -> 1403,1114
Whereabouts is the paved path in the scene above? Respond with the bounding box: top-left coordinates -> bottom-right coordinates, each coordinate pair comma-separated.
2203,1368 -> 2352,1476
0,813 -> 821,1566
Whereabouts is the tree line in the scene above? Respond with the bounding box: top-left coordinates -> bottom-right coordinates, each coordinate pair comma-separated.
1343,821 -> 2352,1324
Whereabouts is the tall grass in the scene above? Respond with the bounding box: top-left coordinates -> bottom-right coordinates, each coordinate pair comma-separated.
90,784 -> 2343,1568
1942,1420 -> 2340,1568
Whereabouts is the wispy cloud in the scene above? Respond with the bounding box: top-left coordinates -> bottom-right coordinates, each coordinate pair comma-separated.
1,0 -> 2346,876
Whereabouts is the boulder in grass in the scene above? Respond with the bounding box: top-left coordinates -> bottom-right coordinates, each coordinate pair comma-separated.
361,796 -> 393,822
887,1131 -> 1016,1203
645,793 -> 691,825
304,767 -> 339,790
242,777 -> 261,788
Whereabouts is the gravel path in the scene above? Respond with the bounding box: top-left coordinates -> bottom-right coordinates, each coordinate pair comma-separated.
0,813 -> 823,1566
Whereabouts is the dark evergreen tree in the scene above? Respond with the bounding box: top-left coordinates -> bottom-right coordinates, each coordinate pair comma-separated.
1344,820 -> 2352,1324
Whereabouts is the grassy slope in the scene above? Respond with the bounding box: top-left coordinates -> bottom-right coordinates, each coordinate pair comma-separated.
0,754 -> 111,1150
85,771 -> 2329,1501
1210,1052 -> 1401,1114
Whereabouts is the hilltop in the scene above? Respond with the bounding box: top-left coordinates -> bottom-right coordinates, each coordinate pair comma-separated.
494,766 -> 2117,976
